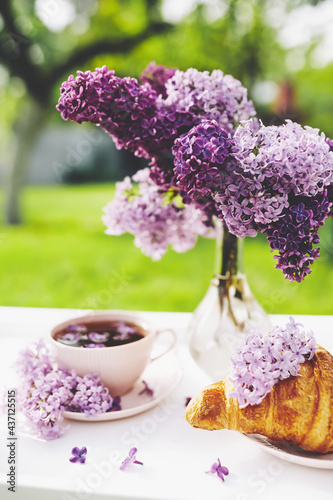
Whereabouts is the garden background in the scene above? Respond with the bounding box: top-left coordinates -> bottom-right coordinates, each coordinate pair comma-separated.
0,0 -> 333,314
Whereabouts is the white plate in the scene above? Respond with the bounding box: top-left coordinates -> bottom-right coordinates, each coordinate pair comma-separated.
63,351 -> 182,421
245,434 -> 333,469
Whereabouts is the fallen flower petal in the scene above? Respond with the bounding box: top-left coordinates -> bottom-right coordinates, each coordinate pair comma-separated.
69,446 -> 87,464
206,458 -> 229,482
138,381 -> 154,397
119,447 -> 143,471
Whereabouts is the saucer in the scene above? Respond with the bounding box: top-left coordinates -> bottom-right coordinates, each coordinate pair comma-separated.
63,351 -> 182,422
245,434 -> 333,469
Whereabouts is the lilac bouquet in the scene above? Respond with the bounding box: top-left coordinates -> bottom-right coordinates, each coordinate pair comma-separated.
57,62 -> 333,282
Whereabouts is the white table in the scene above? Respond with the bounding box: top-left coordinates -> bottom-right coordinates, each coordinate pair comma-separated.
0,307 -> 333,500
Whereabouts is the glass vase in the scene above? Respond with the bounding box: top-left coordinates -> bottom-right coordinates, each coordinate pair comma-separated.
188,221 -> 271,381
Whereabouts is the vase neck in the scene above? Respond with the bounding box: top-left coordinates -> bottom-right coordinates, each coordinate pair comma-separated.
214,222 -> 243,278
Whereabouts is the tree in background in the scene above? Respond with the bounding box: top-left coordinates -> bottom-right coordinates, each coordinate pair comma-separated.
0,0 -> 331,224
0,0 -> 170,224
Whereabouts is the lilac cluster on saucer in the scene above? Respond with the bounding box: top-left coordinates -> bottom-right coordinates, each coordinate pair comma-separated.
16,340 -> 113,440
229,317 -> 317,408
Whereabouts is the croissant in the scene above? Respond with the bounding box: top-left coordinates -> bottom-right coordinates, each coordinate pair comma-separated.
186,346 -> 333,453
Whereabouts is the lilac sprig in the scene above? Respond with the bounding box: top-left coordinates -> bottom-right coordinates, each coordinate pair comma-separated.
102,168 -> 212,260
264,191 -> 331,282
15,340 -> 114,440
229,317 -> 317,408
57,65 -> 194,159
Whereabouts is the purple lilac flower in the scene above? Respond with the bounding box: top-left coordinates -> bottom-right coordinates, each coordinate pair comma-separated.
119,447 -> 143,471
216,119 -> 333,239
61,332 -> 79,342
57,65 -> 194,159
138,381 -> 154,397
163,67 -> 256,135
229,317 -> 317,408
102,168 -> 212,260
325,137 -> 333,216
110,396 -> 122,411
88,331 -> 109,342
113,322 -> 138,341
205,458 -> 229,482
67,324 -> 88,333
140,61 -> 176,98
69,446 -> 87,464
15,340 -> 113,439
172,119 -> 235,220
264,191 -> 331,282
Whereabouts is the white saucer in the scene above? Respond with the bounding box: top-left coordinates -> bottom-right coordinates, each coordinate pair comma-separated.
63,351 -> 182,422
245,434 -> 333,469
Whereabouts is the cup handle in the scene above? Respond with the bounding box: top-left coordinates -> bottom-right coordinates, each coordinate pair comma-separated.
151,329 -> 177,362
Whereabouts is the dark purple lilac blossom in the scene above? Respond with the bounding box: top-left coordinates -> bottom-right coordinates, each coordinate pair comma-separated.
206,458 -> 229,482
172,120 -> 235,220
110,396 -> 122,411
138,381 -> 154,397
140,61 -> 176,98
57,65 -> 194,160
229,317 -> 317,408
69,446 -> 87,464
119,447 -> 143,471
264,191 -> 331,282
15,340 -> 114,440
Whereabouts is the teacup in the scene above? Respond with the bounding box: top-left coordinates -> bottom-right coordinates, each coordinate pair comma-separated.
50,311 -> 176,396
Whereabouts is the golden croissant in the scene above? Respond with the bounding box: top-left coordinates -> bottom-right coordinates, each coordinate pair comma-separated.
186,346 -> 333,453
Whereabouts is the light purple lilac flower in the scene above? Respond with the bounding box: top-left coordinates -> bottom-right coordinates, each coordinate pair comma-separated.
119,447 -> 143,471
162,67 -> 256,135
229,317 -> 317,408
102,168 -> 212,260
67,324 -> 88,333
216,119 -> 333,238
15,340 -> 114,439
88,332 -> 109,342
206,458 -> 229,482
61,332 -> 79,342
69,446 -> 87,464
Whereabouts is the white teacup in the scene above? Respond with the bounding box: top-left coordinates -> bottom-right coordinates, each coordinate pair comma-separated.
50,311 -> 176,396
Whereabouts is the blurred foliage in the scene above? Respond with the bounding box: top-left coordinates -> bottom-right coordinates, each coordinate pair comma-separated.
0,0 -> 331,132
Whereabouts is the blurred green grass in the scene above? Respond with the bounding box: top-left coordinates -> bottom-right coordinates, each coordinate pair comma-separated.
0,184 -> 332,314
